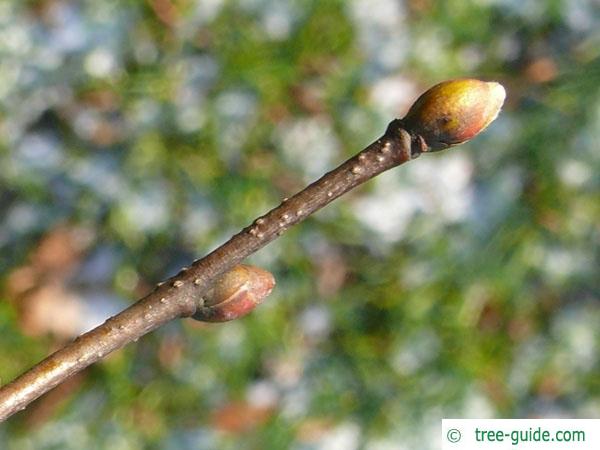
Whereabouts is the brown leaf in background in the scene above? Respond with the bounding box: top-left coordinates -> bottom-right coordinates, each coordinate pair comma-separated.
211,401 -> 273,434
16,282 -> 83,339
525,57 -> 558,84
29,225 -> 93,275
5,224 -> 94,339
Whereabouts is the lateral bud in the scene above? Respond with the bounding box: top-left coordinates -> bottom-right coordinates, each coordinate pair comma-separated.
402,78 -> 506,152
193,265 -> 275,322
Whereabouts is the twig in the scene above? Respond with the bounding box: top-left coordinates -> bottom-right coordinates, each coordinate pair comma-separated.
0,79 -> 506,421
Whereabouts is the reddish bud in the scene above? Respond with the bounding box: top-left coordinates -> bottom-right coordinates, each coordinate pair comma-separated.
193,265 -> 275,322
403,78 -> 506,151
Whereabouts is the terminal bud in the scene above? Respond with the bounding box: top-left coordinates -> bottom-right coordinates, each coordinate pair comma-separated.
403,78 -> 506,151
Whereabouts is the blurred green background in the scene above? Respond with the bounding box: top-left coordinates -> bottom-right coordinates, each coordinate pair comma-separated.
0,0 -> 598,448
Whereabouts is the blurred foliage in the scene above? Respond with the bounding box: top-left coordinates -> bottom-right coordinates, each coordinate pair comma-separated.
0,0 -> 598,448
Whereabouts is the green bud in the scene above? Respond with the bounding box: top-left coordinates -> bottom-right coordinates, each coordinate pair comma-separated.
403,78 -> 506,151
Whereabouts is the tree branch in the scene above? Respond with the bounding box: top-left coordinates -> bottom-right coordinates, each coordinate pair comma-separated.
0,79 -> 506,422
